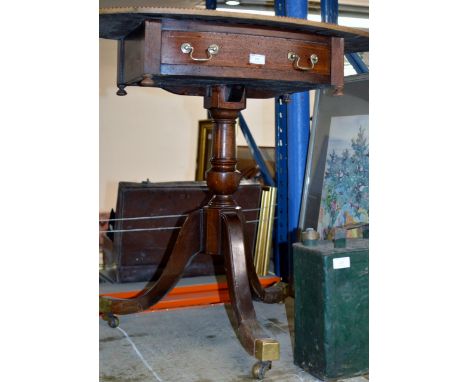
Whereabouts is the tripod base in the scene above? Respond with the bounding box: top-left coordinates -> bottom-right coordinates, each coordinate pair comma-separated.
100,85 -> 285,379
100,207 -> 285,363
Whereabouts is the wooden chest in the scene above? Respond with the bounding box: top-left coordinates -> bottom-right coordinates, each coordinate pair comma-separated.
104,181 -> 262,283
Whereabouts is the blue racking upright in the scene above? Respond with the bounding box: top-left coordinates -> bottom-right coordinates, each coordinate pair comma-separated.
273,0 -> 310,280
321,0 -> 368,74
205,0 -> 217,10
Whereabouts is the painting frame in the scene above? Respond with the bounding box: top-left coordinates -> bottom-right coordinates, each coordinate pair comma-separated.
236,145 -> 275,184
195,119 -> 215,181
299,73 -> 369,238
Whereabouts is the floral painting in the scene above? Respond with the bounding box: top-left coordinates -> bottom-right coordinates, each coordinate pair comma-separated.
317,115 -> 369,239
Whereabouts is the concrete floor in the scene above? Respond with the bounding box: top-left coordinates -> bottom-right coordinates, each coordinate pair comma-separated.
100,288 -> 368,382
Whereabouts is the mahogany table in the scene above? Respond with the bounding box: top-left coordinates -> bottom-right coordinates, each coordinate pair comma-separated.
99,4 -> 368,379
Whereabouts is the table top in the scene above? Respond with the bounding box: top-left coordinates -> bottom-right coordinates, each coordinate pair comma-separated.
99,3 -> 368,54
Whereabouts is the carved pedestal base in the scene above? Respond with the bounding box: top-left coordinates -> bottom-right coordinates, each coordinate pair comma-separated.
100,85 -> 285,377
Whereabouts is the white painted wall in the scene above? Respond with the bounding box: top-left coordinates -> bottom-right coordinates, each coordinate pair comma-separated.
100,38 -> 313,211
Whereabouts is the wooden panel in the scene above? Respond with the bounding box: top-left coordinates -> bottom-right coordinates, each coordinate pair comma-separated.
99,6 -> 369,54
330,37 -> 344,89
112,181 -> 262,282
162,19 -> 331,44
159,65 -> 331,85
160,30 -> 331,82
161,31 -> 330,74
143,20 -> 161,75
160,82 -> 329,99
122,26 -> 144,83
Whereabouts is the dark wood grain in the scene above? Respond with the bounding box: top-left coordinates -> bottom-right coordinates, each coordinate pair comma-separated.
161,30 -> 331,75
159,65 -> 331,86
121,25 -> 144,83
99,6 -> 369,53
330,37 -> 344,92
109,181 -> 262,282
143,20 -> 161,75
162,18 -> 330,44
100,209 -> 202,315
118,17 -> 338,97
221,210 -> 276,357
159,81 -> 330,99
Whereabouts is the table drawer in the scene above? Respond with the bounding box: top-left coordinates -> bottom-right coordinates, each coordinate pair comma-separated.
160,30 -> 331,82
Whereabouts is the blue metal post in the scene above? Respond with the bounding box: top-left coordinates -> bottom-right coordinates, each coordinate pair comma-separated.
320,0 -> 338,23
284,0 -> 310,281
273,0 -> 288,277
274,0 -> 286,16
346,52 -> 369,74
238,113 -> 275,187
274,96 -> 288,276
205,0 -> 217,10
320,0 -> 368,74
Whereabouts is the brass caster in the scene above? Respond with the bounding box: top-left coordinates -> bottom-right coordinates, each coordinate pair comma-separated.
102,313 -> 119,329
252,361 -> 272,380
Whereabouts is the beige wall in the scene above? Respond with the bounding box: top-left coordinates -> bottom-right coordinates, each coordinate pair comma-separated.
100,38 -> 313,211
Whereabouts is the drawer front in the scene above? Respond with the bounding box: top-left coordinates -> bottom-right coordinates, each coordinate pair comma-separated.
160,30 -> 331,82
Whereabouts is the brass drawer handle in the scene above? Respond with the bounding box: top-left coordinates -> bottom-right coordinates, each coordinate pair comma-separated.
288,52 -> 319,71
181,42 -> 219,62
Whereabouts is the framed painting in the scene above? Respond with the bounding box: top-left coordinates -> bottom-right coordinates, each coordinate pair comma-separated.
299,74 -> 369,239
236,145 -> 275,184
194,119 -> 215,181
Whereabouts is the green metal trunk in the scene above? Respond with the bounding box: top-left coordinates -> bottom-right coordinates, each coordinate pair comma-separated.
293,239 -> 369,380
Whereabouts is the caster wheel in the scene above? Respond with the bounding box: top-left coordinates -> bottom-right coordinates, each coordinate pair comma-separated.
251,361 -> 272,380
107,314 -> 119,329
